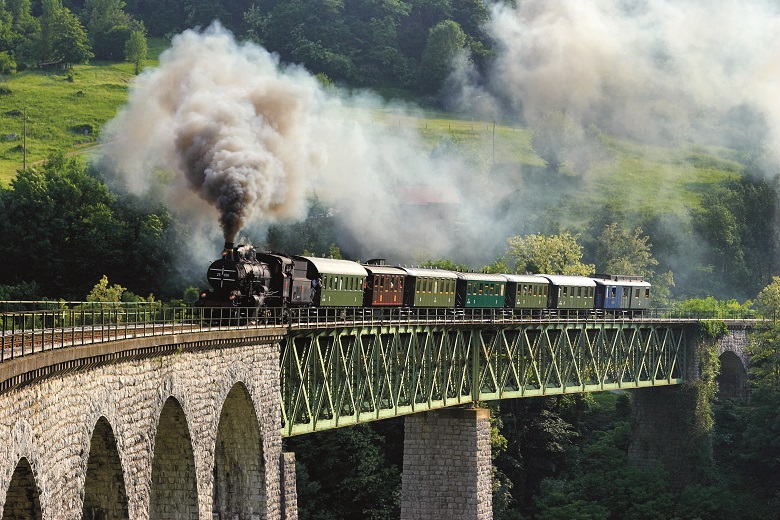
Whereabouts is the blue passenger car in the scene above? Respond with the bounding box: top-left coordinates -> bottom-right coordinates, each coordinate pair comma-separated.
593,275 -> 651,315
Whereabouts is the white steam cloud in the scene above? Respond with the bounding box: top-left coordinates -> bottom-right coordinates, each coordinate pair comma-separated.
453,0 -> 780,155
104,2 -> 780,269
103,23 -> 500,263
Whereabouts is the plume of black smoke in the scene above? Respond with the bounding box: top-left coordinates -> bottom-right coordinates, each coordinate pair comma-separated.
103,23 -> 325,243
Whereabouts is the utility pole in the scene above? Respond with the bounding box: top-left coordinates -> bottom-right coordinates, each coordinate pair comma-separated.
23,108 -> 27,170
492,121 -> 496,166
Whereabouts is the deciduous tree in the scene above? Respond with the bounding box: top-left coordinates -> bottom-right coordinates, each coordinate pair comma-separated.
506,232 -> 594,276
418,19 -> 465,93
124,27 -> 145,73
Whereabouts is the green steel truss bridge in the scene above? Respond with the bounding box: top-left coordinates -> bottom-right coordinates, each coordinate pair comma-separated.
0,302 -> 722,437
281,309 -> 693,437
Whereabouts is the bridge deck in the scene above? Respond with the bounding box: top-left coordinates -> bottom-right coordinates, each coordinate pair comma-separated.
0,302 -> 763,434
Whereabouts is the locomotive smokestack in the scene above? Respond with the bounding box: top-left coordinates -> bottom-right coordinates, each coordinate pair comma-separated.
222,242 -> 235,261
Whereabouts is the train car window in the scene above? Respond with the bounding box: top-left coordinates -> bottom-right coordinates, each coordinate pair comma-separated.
563,286 -> 568,297
635,288 -> 640,298
501,285 -> 505,297
577,287 -> 581,297
645,288 -> 650,298
611,287 -> 616,298
623,287 -> 629,299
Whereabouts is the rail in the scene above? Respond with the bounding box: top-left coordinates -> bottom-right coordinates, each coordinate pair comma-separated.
0,300 -> 768,364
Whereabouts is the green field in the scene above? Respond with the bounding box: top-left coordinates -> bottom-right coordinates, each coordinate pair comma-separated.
0,38 -> 169,185
0,47 -> 743,223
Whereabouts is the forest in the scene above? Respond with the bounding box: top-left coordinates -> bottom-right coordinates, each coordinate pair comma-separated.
0,0 -> 778,518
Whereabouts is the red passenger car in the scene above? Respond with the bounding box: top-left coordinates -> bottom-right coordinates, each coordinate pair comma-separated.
362,260 -> 406,307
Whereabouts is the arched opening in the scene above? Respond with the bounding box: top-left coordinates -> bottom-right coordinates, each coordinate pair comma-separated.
717,351 -> 748,401
150,397 -> 197,519
82,417 -> 129,519
213,383 -> 266,519
2,457 -> 42,520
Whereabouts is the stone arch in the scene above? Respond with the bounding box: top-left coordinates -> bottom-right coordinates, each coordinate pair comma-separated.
213,382 -> 267,519
150,397 -> 198,519
82,417 -> 129,520
2,458 -> 41,520
717,351 -> 748,401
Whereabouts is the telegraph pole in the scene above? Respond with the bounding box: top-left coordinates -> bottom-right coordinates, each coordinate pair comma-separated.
23,108 -> 26,170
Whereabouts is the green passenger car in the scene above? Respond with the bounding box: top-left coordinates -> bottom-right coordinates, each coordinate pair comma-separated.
400,267 -> 457,308
540,275 -> 597,310
297,256 -> 368,307
502,274 -> 549,309
455,272 -> 507,308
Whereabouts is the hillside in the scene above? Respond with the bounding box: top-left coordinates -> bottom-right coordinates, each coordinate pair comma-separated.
0,53 -> 743,228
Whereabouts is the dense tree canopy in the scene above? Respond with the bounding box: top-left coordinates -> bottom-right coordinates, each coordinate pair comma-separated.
691,175 -> 778,299
0,155 -> 191,299
506,232 -> 595,276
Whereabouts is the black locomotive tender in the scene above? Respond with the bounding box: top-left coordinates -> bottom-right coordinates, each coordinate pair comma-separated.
199,242 -> 652,321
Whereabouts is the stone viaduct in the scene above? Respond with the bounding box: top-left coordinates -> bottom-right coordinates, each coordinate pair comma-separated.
0,329 -> 296,519
0,321 -> 755,519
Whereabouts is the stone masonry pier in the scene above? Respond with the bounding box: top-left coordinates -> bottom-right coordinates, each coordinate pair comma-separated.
401,408 -> 493,520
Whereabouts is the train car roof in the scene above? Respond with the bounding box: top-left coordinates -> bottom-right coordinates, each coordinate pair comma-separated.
362,264 -> 407,276
593,278 -> 651,288
455,272 -> 507,282
539,275 -> 597,287
501,274 -> 549,284
297,256 -> 368,277
398,267 -> 459,279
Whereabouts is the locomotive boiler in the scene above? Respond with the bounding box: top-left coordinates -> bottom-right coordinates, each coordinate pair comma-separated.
200,242 -> 273,318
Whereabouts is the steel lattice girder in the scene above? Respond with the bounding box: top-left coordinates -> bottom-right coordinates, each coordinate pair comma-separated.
279,322 -> 688,436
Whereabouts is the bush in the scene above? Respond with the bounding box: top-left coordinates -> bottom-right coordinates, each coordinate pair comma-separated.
0,52 -> 16,75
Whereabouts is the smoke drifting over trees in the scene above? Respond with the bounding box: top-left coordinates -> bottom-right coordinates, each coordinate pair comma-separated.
451,0 -> 780,157
103,23 -> 500,262
102,0 -> 780,269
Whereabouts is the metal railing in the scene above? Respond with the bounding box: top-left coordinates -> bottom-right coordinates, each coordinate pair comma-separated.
0,301 -> 768,364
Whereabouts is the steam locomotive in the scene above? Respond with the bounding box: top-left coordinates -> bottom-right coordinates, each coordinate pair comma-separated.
198,242 -> 652,320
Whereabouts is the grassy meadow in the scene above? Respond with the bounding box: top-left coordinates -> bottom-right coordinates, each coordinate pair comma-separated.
0,38 -> 169,185
0,41 -> 743,225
